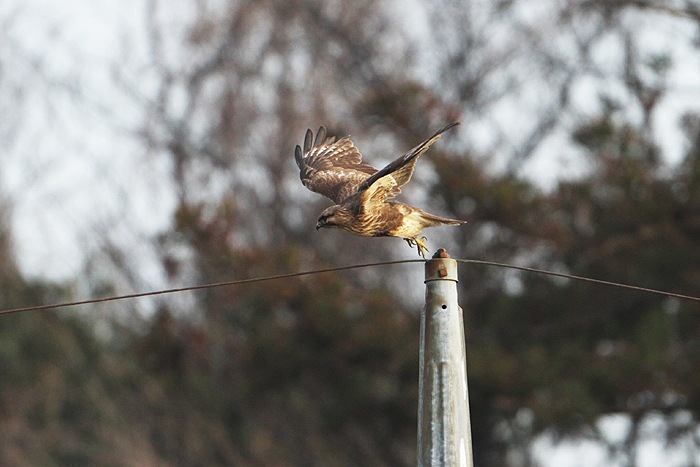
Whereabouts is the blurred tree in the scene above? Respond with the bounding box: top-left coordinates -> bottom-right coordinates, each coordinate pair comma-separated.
0,200 -> 114,465
102,0 -> 700,465
432,107 -> 700,465
1,0 -> 699,465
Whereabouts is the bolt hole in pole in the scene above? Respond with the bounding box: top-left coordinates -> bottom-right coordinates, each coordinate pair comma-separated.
418,248 -> 474,467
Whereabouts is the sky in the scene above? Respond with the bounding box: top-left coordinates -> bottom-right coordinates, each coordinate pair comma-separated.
2,0 -> 175,285
3,0 -> 700,281
1,0 -> 700,464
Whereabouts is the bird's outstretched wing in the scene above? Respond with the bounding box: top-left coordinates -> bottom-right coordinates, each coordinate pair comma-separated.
358,122 -> 460,206
295,126 -> 377,204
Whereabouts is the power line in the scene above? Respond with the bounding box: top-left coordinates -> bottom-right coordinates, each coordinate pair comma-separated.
0,259 -> 424,316
0,257 -> 698,317
456,259 -> 700,303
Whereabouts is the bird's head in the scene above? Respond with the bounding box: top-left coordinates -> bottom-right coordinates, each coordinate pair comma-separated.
316,205 -> 347,230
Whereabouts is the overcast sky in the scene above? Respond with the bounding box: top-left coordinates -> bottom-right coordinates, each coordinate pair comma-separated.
3,0 -> 700,281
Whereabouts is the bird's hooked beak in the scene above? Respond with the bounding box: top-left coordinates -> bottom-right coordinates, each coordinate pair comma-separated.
316,216 -> 329,230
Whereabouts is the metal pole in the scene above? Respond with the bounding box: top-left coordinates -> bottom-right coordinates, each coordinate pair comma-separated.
418,248 -> 473,467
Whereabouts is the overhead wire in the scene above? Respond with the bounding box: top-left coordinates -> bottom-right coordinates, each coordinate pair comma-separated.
0,259 -> 424,316
0,257 -> 698,317
455,259 -> 700,303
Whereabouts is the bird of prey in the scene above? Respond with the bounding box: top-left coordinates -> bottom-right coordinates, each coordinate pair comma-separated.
294,122 -> 465,258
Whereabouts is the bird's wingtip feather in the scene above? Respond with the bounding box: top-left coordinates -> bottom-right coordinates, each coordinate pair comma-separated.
294,145 -> 303,168
303,128 -> 313,153
314,126 -> 327,147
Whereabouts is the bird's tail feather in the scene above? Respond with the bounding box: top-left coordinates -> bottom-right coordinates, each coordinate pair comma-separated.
419,211 -> 467,227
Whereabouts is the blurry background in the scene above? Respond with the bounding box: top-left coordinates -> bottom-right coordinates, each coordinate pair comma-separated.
1,0 -> 699,465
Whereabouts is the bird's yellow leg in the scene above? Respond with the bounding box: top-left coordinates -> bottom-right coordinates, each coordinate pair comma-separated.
415,236 -> 429,258
405,236 -> 429,258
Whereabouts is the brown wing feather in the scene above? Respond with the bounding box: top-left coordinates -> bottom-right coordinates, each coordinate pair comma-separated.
295,126 -> 377,204
359,122 -> 459,206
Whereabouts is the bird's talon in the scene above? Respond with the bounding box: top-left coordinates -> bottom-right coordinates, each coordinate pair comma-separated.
410,236 -> 429,258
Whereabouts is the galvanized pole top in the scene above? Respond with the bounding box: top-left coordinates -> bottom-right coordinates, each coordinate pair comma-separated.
418,247 -> 473,467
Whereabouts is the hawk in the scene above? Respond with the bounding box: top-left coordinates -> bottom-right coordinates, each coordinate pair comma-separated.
295,122 -> 465,257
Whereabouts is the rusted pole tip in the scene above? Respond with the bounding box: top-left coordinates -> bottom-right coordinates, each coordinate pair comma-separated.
432,248 -> 451,259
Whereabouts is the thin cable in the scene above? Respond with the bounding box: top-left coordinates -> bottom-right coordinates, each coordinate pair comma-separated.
0,257 -> 698,317
0,259 -> 425,316
456,259 -> 700,303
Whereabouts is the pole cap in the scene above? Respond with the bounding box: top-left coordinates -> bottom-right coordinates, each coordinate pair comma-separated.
425,249 -> 458,282
432,248 -> 451,259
